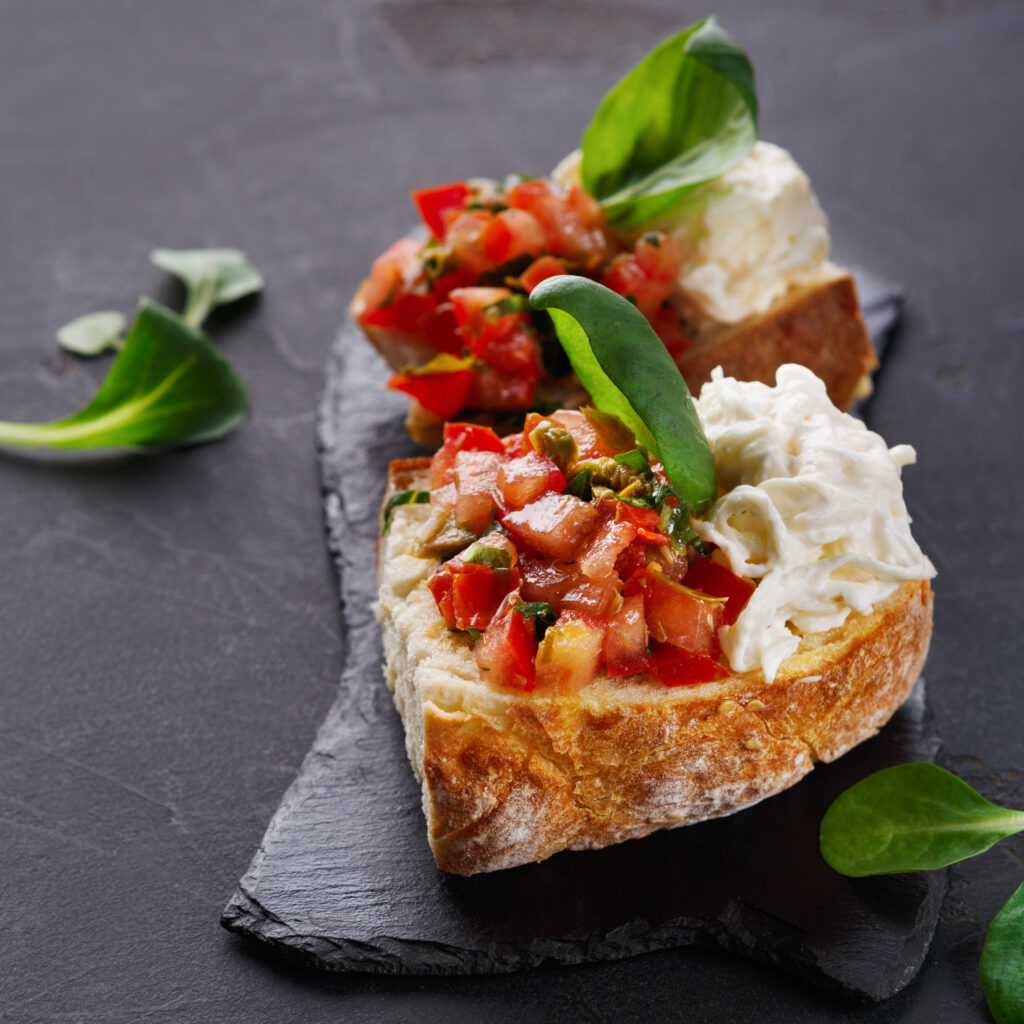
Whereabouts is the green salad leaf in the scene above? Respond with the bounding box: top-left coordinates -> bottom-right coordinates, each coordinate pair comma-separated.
530,275 -> 716,513
151,247 -> 263,329
0,300 -> 247,451
819,762 -> 1024,877
981,882 -> 1024,1024
56,310 -> 126,356
581,16 -> 757,226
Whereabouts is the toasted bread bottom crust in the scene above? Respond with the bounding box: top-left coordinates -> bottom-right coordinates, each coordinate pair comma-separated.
378,463 -> 933,876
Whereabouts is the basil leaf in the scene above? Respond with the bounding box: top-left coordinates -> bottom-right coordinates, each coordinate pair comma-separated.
56,310 -> 126,356
464,545 -> 512,570
151,248 -> 263,329
581,16 -> 758,226
466,628 -> 482,644
514,601 -> 555,624
0,300 -> 247,451
614,448 -> 652,475
981,882 -> 1024,1024
530,276 -> 716,513
819,762 -> 1024,877
566,468 -> 593,501
381,489 -> 429,534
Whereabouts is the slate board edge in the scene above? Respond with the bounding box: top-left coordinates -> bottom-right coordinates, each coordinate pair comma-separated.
222,278 -> 945,998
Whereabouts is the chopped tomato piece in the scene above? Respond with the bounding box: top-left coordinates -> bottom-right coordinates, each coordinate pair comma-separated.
476,591 -> 536,691
647,644 -> 730,687
636,526 -> 672,546
496,452 -> 566,510
430,422 -> 505,489
644,565 -> 727,655
648,304 -> 692,356
445,210 -> 492,275
466,363 -> 538,411
449,286 -> 515,336
410,182 -> 471,239
501,492 -> 599,560
576,513 -> 637,580
604,594 -> 649,677
534,610 -> 607,694
481,209 -> 546,264
614,502 -> 662,533
428,561 -> 513,633
519,552 -> 621,618
502,431 -> 527,459
683,558 -> 755,627
520,255 -> 566,292
548,409 -> 614,460
452,449 -> 503,532
388,365 -> 472,421
615,539 -> 648,585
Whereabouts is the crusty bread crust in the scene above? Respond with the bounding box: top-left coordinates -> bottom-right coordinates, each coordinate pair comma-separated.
354,268 -> 877,449
377,462 -> 932,876
675,273 -> 877,413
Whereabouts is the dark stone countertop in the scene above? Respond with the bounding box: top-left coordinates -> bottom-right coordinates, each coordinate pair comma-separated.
2,2 -> 1021,1021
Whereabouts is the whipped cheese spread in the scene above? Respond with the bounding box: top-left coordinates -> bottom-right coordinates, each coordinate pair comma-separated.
551,141 -> 834,325
694,365 -> 935,682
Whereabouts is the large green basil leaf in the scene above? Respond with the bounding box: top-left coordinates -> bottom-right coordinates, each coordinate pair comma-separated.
530,276 -> 716,513
581,16 -> 757,226
819,762 -> 1024,877
0,300 -> 247,450
980,882 -> 1024,1024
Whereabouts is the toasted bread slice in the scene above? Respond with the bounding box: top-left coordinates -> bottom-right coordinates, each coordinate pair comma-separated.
376,461 -> 933,876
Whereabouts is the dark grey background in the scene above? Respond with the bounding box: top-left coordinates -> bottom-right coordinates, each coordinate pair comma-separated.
1,1 -> 1021,1021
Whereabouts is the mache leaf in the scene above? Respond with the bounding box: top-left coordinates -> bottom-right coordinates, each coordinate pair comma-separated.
151,247 -> 263,328
56,310 -> 126,356
529,275 -> 716,513
820,762 -> 1024,877
0,300 -> 247,450
581,16 -> 757,226
980,882 -> 1024,1024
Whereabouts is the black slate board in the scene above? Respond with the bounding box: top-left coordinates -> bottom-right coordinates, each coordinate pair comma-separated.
222,272 -> 944,998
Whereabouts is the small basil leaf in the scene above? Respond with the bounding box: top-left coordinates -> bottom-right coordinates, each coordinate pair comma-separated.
819,763 -> 1024,877
530,276 -> 716,513
56,310 -> 126,356
0,300 -> 247,451
464,545 -> 512,571
980,882 -> 1024,1024
151,248 -> 263,328
514,601 -> 555,624
381,489 -> 429,534
566,468 -> 593,501
581,16 -> 757,226
614,448 -> 652,475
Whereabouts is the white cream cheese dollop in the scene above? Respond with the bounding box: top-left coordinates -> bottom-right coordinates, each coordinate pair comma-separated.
694,365 -> 936,683
551,141 -> 834,325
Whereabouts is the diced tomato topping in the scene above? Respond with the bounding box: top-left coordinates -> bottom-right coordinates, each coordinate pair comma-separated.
452,449 -> 503,533
616,540 -> 649,586
476,591 -> 537,691
495,452 -> 566,510
534,610 -> 607,694
502,492 -> 599,560
576,512 -> 637,580
388,366 -> 472,421
548,409 -> 614,460
604,594 -> 649,677
644,565 -> 727,655
427,546 -> 517,633
647,644 -> 730,687
502,432 -> 527,459
683,558 -> 755,627
648,304 -> 691,356
445,210 -> 492,275
410,182 -> 471,239
518,552 -> 621,618
520,255 -> 566,292
466,363 -> 538,411
481,208 -> 547,265
430,422 -> 505,489
614,502 -> 662,533
449,286 -> 515,336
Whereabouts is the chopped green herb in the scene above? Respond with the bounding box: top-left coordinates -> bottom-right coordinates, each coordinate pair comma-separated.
466,628 -> 482,644
567,468 -> 593,501
614,448 -> 652,475
464,545 -> 512,570
514,601 -> 556,624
